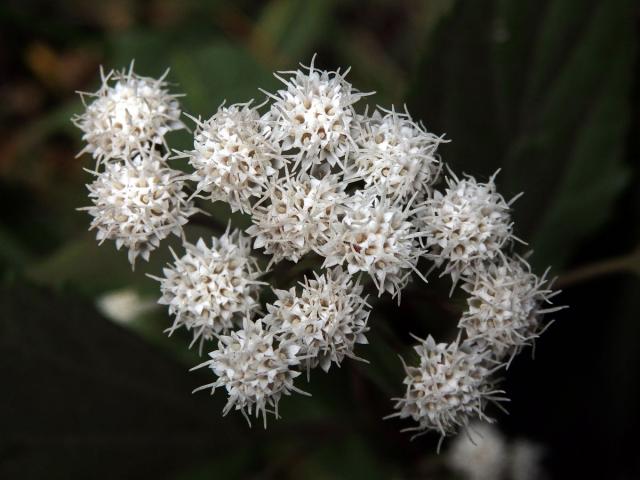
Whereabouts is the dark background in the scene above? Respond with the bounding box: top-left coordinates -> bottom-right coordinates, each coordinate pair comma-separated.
1,0 -> 639,478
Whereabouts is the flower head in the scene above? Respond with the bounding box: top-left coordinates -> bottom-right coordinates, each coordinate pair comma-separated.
82,153 -> 195,266
352,108 -> 443,200
418,171 -> 517,283
388,336 -> 501,439
186,102 -> 283,213
247,173 -> 347,264
264,267 -> 370,374
194,317 -> 304,426
73,63 -> 184,163
321,191 -> 424,298
155,229 -> 263,348
459,258 -> 563,361
265,57 -> 369,170
446,422 -> 508,480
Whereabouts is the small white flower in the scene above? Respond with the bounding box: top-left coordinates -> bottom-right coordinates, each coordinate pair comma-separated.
388,336 -> 502,439
351,108 -> 443,200
321,191 -> 425,298
264,267 -> 370,374
185,102 -> 283,213
82,152 -> 195,267
247,173 -> 347,264
265,56 -> 369,170
73,63 -> 184,163
96,288 -> 157,324
446,422 -> 508,480
459,257 -> 563,361
418,171 -> 517,283
153,228 -> 264,348
194,317 -> 305,426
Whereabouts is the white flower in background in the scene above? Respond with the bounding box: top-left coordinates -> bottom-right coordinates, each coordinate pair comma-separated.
265,56 -> 369,170
185,102 -> 283,213
446,422 -> 508,480
96,288 -> 158,324
153,228 -> 263,347
73,63 -> 184,163
352,108 -> 443,200
194,317 -> 305,426
388,336 -> 501,439
459,257 -> 563,361
418,171 -> 517,284
509,439 -> 546,480
263,267 -> 370,374
82,153 -> 195,267
321,191 -> 424,298
247,173 -> 347,264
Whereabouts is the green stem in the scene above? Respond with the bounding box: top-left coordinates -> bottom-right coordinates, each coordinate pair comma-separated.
555,247 -> 640,288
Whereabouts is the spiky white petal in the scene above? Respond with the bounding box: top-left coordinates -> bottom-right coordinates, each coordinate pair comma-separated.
265,57 -> 368,170
418,172 -> 516,283
155,229 -> 263,347
247,173 -> 347,264
195,317 -> 303,426
82,153 -> 195,266
352,108 -> 443,200
389,336 -> 501,438
459,258 -> 562,361
73,64 -> 184,162
264,267 -> 370,373
446,422 -> 508,480
186,102 -> 283,213
321,191 -> 424,298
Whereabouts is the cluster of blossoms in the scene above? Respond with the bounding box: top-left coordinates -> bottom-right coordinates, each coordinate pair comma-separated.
74,58 -> 563,442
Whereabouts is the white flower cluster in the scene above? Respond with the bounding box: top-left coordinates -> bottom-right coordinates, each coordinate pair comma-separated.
153,228 -> 264,349
387,336 -> 502,441
194,317 -> 305,427
74,58 -> 563,438
73,63 -> 184,163
82,152 -> 195,266
264,267 -> 370,374
459,259 -> 563,362
76,63 -> 194,267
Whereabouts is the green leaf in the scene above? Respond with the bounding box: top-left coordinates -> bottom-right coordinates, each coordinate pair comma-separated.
252,0 -> 336,66
171,42 -> 278,118
24,224 -> 217,297
407,0 -> 636,271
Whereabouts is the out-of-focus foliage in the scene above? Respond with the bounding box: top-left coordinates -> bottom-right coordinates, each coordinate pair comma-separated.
1,0 -> 638,478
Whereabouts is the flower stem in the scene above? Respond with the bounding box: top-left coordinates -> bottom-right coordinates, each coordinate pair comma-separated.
555,247 -> 640,288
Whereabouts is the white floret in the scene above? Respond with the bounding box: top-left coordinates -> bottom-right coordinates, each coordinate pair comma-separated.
459,257 -> 563,361
446,422 -> 508,480
264,56 -> 370,171
418,171 -> 518,283
82,152 -> 195,267
263,267 -> 370,374
73,63 -> 184,163
194,317 -> 306,426
153,228 -> 264,349
352,107 -> 444,200
321,190 -> 426,299
247,173 -> 348,265
388,336 -> 503,440
184,102 -> 283,213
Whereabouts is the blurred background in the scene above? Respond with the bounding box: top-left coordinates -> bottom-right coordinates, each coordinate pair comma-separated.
1,0 -> 638,478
